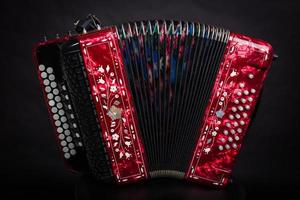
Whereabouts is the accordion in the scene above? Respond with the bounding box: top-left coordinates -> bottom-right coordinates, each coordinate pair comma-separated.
33,16 -> 274,187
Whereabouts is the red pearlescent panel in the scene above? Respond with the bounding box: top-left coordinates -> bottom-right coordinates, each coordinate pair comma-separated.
186,33 -> 273,187
78,28 -> 148,183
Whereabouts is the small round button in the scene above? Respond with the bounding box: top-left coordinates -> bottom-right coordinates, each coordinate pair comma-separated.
240,120 -> 245,126
248,74 -> 254,79
237,128 -> 242,133
238,106 -> 244,111
235,114 -> 241,119
245,105 -> 250,110
223,130 -> 229,135
241,98 -> 246,103
244,90 -> 249,95
212,131 -> 217,136
232,107 -> 237,112
251,88 -> 256,94
226,123 -> 231,128
234,99 -> 239,104
219,145 -> 224,151
229,114 -> 234,120
230,129 -> 236,134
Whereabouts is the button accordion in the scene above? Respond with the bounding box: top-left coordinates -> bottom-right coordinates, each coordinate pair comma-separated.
33,15 -> 274,187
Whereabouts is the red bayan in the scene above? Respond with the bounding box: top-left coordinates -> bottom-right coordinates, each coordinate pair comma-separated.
33,19 -> 273,187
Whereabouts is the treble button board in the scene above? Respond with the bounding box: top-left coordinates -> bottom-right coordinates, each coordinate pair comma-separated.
218,70 -> 258,152
186,32 -> 273,186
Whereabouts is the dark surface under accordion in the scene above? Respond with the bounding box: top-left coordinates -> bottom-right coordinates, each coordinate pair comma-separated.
116,21 -> 229,173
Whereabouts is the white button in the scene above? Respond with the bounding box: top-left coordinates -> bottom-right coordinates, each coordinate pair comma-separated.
62,147 -> 69,152
50,82 -> 57,88
47,93 -> 53,99
39,64 -> 45,71
244,90 -> 249,95
241,98 -> 246,103
228,137 -> 233,142
232,107 -> 237,112
43,79 -> 50,86
53,89 -> 59,95
48,100 -> 55,107
57,103 -> 63,109
232,143 -> 237,149
229,114 -> 234,120
49,74 -> 55,81
239,83 -> 245,88
51,107 -> 58,113
225,144 -> 230,149
64,153 -> 71,159
238,106 -> 244,111
57,127 -> 63,133
221,138 -> 226,143
58,134 -> 65,140
248,74 -> 254,79
242,113 -> 248,118
60,141 -> 67,146
54,120 -> 61,126
46,67 -> 53,74
233,121 -> 239,127
219,145 -> 224,151
251,89 -> 256,94
237,91 -> 242,96
45,86 -> 51,93
226,123 -> 231,128
65,130 -> 71,135
63,123 -> 69,129
230,129 -> 236,134
237,128 -> 242,133
248,97 -> 253,102
66,136 -> 72,142
70,149 -> 76,155
235,114 -> 241,119
68,143 -> 75,149
212,131 -> 217,136
41,72 -> 47,78
245,105 -> 250,110
234,99 -> 239,104
235,136 -> 240,141
61,116 -> 67,122
58,110 -> 65,116
223,130 -> 229,135
240,120 -> 245,126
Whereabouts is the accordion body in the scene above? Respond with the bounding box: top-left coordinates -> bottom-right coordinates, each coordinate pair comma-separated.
33,20 -> 273,187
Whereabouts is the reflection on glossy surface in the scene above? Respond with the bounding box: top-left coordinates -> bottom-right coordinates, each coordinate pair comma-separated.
75,175 -> 246,200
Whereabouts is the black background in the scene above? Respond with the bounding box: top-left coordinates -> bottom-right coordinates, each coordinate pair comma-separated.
1,0 -> 300,199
